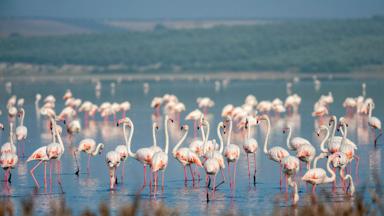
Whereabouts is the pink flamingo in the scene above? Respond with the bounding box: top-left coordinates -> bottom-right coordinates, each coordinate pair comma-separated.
0,152 -> 18,193
16,108 -> 28,157
243,117 -> 258,185
223,116 -> 241,191
74,138 -> 104,175
105,151 -> 121,190
151,115 -> 172,195
46,124 -> 65,193
258,115 -> 290,190
302,154 -> 336,194
367,102 -> 382,146
172,125 -> 202,185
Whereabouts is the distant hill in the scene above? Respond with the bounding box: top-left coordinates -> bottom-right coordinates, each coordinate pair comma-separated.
0,17 -> 383,74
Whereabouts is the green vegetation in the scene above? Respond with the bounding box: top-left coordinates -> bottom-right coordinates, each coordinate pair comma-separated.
1,17 -> 384,73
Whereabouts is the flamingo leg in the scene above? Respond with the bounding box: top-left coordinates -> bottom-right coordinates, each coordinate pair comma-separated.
49,161 -> 53,192
279,164 -> 283,191
30,160 -> 43,188
44,162 -> 47,189
312,185 -> 316,194
73,151 -> 80,176
354,155 -> 360,183
161,170 -> 165,192
57,160 -> 63,193
189,165 -> 195,185
227,161 -> 232,190
233,161 -> 237,189
332,167 -> 336,193
247,154 -> 251,185
87,154 -> 91,174
121,161 -> 125,182
212,174 -> 217,200
253,153 -> 257,185
285,174 -> 288,195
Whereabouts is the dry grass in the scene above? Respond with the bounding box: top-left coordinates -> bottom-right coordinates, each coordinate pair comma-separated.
0,176 -> 382,216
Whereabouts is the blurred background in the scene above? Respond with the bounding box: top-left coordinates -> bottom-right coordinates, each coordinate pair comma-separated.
0,0 -> 383,77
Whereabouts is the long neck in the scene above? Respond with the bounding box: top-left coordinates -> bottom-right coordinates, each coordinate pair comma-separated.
325,156 -> 336,183
9,122 -> 14,145
217,123 -> 224,153
286,127 -> 292,149
125,122 -> 136,158
287,176 -> 299,204
263,116 -> 271,154
164,116 -> 169,154
329,116 -> 337,143
202,123 -> 207,154
227,118 -> 232,146
340,123 -> 347,146
313,152 -> 326,168
320,127 -> 329,153
92,144 -> 103,156
368,104 -> 373,118
20,109 -> 25,126
50,117 -> 57,143
152,124 -> 157,147
247,120 -> 251,140
56,127 -> 64,151
35,98 -> 40,112
172,129 -> 189,157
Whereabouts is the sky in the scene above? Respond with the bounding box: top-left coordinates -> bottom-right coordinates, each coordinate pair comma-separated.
1,0 -> 384,19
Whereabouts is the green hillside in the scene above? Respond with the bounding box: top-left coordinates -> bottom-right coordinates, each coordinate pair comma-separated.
1,17 -> 384,73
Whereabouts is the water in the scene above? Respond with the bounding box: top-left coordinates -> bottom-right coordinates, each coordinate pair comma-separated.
0,77 -> 383,215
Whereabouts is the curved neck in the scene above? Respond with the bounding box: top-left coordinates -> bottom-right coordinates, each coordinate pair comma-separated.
325,156 -> 336,183
217,122 -> 224,153
50,117 -> 57,143
152,124 -> 157,147
329,116 -> 337,143
92,144 -> 103,156
164,116 -> 169,154
35,98 -> 40,112
124,121 -> 136,158
247,120 -> 251,140
20,108 -> 25,126
313,152 -> 326,168
319,127 -> 329,153
263,116 -> 271,154
55,126 -> 64,150
172,128 -> 189,157
286,127 -> 292,149
368,104 -> 373,118
227,118 -> 233,146
340,123 -> 347,147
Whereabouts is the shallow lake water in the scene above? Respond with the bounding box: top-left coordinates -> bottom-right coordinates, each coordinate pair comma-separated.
0,77 -> 383,215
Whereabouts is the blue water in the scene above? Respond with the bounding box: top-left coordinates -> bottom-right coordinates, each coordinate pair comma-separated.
0,77 -> 383,215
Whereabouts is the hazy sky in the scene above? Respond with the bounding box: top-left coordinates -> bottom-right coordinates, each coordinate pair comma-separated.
1,0 -> 383,19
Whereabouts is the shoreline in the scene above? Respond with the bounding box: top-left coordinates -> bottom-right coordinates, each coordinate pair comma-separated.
1,71 -> 384,82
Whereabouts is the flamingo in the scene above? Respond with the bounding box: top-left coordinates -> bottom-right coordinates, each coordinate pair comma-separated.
151,97 -> 163,117
281,155 -> 300,195
258,114 -> 289,189
119,101 -> 131,118
0,152 -> 18,189
331,152 -> 355,195
117,117 -> 161,191
1,122 -> 16,155
338,119 -> 359,177
46,123 -> 65,193
302,154 -> 337,193
16,108 -> 28,157
197,97 -> 214,116
105,151 -> 121,190
201,119 -> 226,185
313,125 -> 331,168
63,89 -> 73,100
367,102 -> 382,146
185,109 -> 203,140
223,116 -> 241,191
74,138 -> 104,175
27,117 -> 57,188
151,115 -> 172,194
283,125 -> 311,151
243,117 -> 258,185
172,125 -> 202,185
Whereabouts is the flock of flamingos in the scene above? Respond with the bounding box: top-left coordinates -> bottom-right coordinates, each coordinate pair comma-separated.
0,81 -> 382,205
